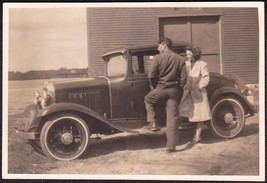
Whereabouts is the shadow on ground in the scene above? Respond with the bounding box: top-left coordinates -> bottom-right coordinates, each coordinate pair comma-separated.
82,122 -> 258,159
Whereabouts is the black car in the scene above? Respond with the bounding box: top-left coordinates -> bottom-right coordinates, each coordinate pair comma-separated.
16,42 -> 257,161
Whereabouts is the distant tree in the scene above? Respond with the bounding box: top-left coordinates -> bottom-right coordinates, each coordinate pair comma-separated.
8,68 -> 88,80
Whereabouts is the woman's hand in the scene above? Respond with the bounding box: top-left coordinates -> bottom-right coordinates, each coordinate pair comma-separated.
198,85 -> 203,91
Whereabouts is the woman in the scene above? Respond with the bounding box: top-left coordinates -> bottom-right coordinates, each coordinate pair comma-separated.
179,46 -> 211,144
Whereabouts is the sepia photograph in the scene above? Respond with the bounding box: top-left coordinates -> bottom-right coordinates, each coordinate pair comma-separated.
2,2 -> 265,181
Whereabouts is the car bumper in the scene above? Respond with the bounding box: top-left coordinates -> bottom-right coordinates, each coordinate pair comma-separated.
15,126 -> 39,140
18,103 -> 41,135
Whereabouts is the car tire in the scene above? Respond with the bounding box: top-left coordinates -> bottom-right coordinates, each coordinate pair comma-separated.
40,113 -> 90,161
208,97 -> 245,139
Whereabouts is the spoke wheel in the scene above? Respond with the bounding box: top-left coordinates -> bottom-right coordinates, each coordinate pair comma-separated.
208,97 -> 245,139
40,114 -> 90,161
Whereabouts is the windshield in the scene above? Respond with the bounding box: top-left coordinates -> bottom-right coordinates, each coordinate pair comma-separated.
107,54 -> 127,77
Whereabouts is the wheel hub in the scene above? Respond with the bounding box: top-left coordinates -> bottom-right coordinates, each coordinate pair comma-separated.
224,113 -> 234,124
61,132 -> 74,145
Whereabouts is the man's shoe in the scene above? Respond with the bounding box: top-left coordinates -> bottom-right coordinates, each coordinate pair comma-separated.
143,123 -> 159,132
150,127 -> 160,131
166,148 -> 176,153
143,124 -> 152,130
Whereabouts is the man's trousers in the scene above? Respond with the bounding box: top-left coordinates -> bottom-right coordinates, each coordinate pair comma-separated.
144,85 -> 180,150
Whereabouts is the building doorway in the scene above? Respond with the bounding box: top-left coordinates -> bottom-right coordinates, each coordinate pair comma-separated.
159,16 -> 221,73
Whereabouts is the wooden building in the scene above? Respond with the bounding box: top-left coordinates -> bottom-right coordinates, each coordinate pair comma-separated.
86,7 -> 259,84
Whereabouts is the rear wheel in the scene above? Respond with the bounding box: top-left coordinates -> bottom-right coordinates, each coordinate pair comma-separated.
208,97 -> 245,139
40,113 -> 90,161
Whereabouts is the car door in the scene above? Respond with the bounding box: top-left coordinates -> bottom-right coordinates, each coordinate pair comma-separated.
129,74 -> 150,120
109,77 -> 133,120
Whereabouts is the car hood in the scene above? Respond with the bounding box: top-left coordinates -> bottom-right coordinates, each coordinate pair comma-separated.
50,77 -> 109,91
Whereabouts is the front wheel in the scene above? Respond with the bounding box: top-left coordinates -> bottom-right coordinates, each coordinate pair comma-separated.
208,97 -> 245,139
40,113 -> 90,161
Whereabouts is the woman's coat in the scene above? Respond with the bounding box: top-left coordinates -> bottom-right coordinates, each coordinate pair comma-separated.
179,60 -> 211,122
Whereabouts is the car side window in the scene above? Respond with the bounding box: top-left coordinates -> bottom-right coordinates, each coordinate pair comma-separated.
132,56 -> 141,74
107,55 -> 127,77
144,56 -> 154,74
132,55 -> 154,75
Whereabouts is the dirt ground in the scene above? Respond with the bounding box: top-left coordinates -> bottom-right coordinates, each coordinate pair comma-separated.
6,111 -> 261,180
5,77 -> 262,182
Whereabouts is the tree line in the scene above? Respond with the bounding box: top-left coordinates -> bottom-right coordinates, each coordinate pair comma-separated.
9,68 -> 88,80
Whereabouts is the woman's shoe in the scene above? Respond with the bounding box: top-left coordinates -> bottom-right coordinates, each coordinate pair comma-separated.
191,137 -> 201,144
166,148 -> 176,153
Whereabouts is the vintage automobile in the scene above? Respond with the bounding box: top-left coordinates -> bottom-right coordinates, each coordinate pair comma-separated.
16,42 -> 257,161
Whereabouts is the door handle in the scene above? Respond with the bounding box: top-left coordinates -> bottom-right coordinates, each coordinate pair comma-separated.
131,82 -> 135,88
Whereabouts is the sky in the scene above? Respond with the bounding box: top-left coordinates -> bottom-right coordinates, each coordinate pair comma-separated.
8,8 -> 88,72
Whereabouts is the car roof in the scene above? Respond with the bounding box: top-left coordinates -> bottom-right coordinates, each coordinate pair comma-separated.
102,41 -> 191,59
129,41 -> 191,51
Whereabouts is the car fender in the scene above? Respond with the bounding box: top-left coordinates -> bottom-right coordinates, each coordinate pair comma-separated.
208,86 -> 257,114
36,103 -> 136,133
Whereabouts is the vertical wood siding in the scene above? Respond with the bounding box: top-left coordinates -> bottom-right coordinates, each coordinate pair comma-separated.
87,7 -> 259,84
87,8 -> 159,76
221,8 -> 259,84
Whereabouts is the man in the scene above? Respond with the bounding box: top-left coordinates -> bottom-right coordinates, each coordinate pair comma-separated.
144,37 -> 187,153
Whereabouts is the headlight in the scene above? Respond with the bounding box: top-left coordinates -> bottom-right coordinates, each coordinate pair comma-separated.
243,89 -> 252,96
34,81 -> 54,110
34,91 -> 42,109
235,82 -> 252,96
41,90 -> 52,107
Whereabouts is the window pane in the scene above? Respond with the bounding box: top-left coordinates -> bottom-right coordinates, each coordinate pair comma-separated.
107,55 -> 126,77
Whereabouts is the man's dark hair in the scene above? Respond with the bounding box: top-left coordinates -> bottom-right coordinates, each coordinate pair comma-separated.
185,45 -> 202,60
157,37 -> 172,49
